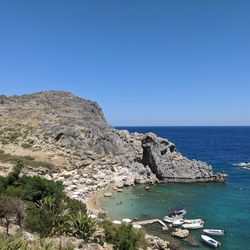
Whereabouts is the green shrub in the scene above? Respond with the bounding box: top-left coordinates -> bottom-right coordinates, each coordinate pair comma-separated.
0,235 -> 25,250
65,197 -> 87,215
17,176 -> 63,202
0,162 -> 90,240
24,202 -> 55,237
67,211 -> 96,242
103,222 -> 147,250
0,235 -> 75,250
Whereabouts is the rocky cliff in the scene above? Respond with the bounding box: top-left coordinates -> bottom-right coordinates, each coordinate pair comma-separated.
0,91 -> 226,199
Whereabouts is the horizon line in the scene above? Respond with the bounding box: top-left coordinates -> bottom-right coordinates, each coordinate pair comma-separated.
114,125 -> 250,127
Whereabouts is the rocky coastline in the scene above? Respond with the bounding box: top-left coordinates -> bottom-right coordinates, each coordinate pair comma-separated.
0,91 -> 227,249
0,91 -> 226,203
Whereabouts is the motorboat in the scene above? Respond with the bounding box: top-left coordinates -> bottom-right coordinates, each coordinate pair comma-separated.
133,224 -> 142,229
122,218 -> 132,223
203,229 -> 224,236
172,219 -> 184,227
201,234 -> 221,248
184,219 -> 204,224
164,207 -> 187,223
112,220 -> 121,225
182,222 -> 203,229
234,162 -> 250,167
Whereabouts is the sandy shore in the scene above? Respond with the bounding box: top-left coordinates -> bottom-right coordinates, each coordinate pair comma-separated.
86,186 -> 114,214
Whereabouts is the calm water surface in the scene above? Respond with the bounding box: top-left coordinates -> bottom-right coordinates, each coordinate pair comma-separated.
101,127 -> 250,250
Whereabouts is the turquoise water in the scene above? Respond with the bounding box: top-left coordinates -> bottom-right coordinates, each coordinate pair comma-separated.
101,183 -> 250,249
100,127 -> 250,250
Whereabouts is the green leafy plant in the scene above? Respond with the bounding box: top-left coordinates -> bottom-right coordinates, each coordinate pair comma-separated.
103,222 -> 147,250
67,211 -> 96,242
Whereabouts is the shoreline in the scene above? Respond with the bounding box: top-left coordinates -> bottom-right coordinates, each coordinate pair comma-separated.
86,186 -> 114,214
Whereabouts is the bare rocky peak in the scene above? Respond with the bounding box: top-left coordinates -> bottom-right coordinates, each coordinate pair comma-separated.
0,91 -> 107,125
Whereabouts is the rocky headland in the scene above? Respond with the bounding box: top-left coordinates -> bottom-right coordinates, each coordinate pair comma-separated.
0,91 -> 226,204
0,91 -> 227,249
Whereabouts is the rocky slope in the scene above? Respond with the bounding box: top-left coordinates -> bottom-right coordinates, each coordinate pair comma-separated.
0,91 -> 226,200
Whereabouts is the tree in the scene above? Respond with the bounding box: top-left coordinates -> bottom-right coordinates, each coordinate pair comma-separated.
0,196 -> 25,235
4,160 -> 23,188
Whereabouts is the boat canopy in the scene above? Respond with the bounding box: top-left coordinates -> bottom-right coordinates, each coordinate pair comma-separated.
170,207 -> 185,212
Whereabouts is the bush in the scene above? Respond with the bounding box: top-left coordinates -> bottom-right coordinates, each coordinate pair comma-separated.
0,235 -> 74,250
103,222 -> 147,250
0,162 -> 63,203
67,211 -> 96,242
0,235 -> 24,250
0,162 -> 91,240
65,197 -> 87,215
16,175 -> 63,203
24,202 -> 55,237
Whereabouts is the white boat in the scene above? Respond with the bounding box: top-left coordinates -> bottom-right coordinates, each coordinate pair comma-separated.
122,218 -> 132,223
112,220 -> 121,225
184,219 -> 204,224
201,234 -> 221,248
203,229 -> 224,236
133,224 -> 142,229
164,208 -> 187,223
234,162 -> 250,167
172,219 -> 184,227
182,222 -> 203,229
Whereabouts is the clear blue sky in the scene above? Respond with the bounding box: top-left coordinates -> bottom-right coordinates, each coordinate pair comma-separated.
0,0 -> 249,126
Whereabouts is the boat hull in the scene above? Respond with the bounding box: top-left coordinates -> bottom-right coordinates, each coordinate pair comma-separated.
172,219 -> 184,226
164,215 -> 184,223
182,222 -> 203,229
203,229 -> 224,236
201,235 -> 221,248
184,219 -> 204,224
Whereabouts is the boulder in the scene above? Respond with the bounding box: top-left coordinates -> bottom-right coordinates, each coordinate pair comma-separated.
145,234 -> 170,250
172,228 -> 189,238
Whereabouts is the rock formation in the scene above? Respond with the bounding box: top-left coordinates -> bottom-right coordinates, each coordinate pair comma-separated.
0,91 -> 226,200
172,228 -> 189,238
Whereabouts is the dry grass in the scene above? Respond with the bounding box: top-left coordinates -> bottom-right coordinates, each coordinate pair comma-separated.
0,150 -> 55,170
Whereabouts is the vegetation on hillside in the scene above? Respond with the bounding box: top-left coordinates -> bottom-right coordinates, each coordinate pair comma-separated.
0,160 -> 148,249
103,221 -> 147,250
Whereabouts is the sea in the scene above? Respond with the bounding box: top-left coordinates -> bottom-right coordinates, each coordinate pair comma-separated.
100,127 -> 250,250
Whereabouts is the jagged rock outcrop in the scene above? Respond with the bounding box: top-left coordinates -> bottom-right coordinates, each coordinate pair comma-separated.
0,91 -> 226,194
145,234 -> 170,250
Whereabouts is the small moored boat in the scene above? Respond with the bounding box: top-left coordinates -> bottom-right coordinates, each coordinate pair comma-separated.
172,219 -> 184,227
112,220 -> 121,225
184,219 -> 204,224
133,224 -> 142,229
201,234 -> 221,248
203,229 -> 224,236
122,218 -> 132,223
164,207 -> 187,223
182,222 -> 203,229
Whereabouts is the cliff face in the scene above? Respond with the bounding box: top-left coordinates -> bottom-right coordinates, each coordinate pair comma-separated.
0,91 -> 226,190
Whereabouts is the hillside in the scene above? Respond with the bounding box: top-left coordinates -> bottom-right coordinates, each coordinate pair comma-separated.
0,91 -> 226,201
